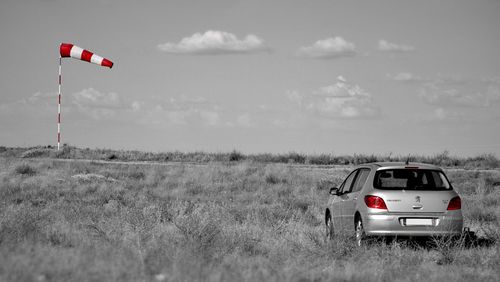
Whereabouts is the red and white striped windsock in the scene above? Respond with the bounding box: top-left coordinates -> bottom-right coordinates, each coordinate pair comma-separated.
60,43 -> 113,68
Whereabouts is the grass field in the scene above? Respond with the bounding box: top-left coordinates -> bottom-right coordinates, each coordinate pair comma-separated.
0,151 -> 499,281
2,145 -> 499,169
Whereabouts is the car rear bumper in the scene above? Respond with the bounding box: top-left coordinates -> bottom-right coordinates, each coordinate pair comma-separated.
363,211 -> 463,237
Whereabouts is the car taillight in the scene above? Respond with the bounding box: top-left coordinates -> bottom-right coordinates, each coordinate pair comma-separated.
364,195 -> 387,210
447,196 -> 461,210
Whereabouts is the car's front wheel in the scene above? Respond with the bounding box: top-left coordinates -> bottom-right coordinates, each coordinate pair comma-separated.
325,214 -> 334,241
355,218 -> 366,247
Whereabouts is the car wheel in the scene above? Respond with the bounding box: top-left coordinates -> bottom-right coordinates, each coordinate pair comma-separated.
325,215 -> 334,241
355,219 -> 366,247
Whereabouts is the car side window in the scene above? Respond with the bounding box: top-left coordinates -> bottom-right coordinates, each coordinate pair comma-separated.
340,170 -> 358,194
352,168 -> 370,192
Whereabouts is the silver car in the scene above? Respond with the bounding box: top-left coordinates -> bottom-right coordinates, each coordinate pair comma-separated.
325,162 -> 463,246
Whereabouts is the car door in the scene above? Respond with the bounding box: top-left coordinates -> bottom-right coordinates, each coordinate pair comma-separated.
342,168 -> 370,231
336,170 -> 359,232
329,181 -> 345,232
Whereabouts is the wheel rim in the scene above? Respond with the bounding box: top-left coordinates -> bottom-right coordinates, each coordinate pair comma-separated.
326,217 -> 333,240
355,220 -> 363,247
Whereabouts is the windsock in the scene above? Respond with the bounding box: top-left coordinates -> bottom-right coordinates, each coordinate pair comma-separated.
60,43 -> 113,68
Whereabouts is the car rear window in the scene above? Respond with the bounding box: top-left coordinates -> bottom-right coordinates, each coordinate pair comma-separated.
374,169 -> 451,190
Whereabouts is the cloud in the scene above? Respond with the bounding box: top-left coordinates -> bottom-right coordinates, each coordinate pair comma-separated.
170,109 -> 221,126
236,113 -> 255,127
409,107 -> 465,124
166,94 -> 214,110
296,37 -> 357,59
136,94 -> 223,127
157,30 -> 269,54
387,72 -> 422,82
72,88 -> 121,109
387,73 -> 500,108
288,76 -> 380,119
432,108 -> 463,121
24,91 -> 57,105
133,95 -> 267,128
144,107 -> 222,127
71,88 -> 123,119
0,91 -> 57,117
286,90 -> 303,107
131,101 -> 142,112
419,77 -> 500,108
0,88 -> 125,122
200,110 -> 221,126
378,40 -> 415,52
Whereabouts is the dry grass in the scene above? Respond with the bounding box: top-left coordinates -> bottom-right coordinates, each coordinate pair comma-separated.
0,156 -> 498,282
3,145 -> 500,169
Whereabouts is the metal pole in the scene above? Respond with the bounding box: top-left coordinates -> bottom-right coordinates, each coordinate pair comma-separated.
58,57 -> 62,150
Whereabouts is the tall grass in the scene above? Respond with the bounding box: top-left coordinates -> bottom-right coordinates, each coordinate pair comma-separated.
3,146 -> 499,169
0,157 -> 498,281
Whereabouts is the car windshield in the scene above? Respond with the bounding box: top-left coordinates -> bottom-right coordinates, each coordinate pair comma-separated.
374,169 -> 451,190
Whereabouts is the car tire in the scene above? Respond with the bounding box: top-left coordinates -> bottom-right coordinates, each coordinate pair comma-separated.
325,215 -> 334,241
355,219 -> 366,247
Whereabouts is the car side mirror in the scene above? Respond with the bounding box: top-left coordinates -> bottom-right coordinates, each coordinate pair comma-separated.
329,187 -> 339,196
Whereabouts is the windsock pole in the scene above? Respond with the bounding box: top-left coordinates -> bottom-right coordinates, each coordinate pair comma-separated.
57,56 -> 62,151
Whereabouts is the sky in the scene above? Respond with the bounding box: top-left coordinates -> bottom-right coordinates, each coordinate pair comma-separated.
1,0 -> 499,156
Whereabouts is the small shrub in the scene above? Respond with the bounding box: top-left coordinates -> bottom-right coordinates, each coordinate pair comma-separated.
174,212 -> 223,260
285,152 -> 306,164
429,235 -> 464,265
0,206 -> 44,244
316,177 -> 341,191
264,169 -> 287,185
285,198 -> 310,213
15,164 -> 36,176
20,148 -> 51,158
128,171 -> 146,180
229,150 -> 244,162
54,145 -> 71,158
185,183 -> 204,196
468,206 -> 497,223
144,246 -> 172,275
265,173 -> 280,184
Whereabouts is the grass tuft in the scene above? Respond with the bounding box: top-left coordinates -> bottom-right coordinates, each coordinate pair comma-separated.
14,163 -> 36,176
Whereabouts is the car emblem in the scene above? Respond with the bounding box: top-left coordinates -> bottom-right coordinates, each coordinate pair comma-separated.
415,196 -> 421,203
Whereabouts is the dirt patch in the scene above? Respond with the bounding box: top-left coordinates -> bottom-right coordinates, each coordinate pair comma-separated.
71,173 -> 118,183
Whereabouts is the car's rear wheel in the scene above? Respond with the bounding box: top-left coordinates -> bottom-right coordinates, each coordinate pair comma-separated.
355,219 -> 366,247
325,215 -> 334,241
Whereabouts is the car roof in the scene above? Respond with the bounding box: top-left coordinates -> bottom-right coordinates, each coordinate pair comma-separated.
357,162 -> 443,171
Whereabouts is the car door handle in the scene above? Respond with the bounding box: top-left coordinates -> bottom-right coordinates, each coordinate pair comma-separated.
412,205 -> 423,210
